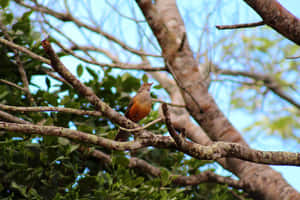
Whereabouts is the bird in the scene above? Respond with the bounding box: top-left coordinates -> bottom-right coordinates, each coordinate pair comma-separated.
115,82 -> 153,141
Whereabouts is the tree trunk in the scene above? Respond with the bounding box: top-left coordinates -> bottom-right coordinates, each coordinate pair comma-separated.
137,0 -> 300,199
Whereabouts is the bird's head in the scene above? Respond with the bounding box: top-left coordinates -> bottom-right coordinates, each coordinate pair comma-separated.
139,82 -> 153,92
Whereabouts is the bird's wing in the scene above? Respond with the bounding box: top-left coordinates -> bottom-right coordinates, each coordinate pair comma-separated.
125,96 -> 135,117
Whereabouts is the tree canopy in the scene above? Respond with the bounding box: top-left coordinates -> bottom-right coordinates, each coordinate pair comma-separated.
0,0 -> 299,199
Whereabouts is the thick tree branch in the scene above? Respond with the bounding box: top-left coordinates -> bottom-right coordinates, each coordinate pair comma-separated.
0,111 -> 31,124
136,1 -> 300,198
162,103 -> 300,166
81,146 -> 245,188
0,121 -> 143,151
1,119 -> 300,166
243,0 -> 300,45
41,39 -> 142,131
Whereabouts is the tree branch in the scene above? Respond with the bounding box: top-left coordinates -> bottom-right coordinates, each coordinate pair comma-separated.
135,1 -> 300,196
162,103 -> 300,166
0,22 -> 35,104
0,37 -> 50,64
0,121 -> 143,151
0,79 -> 29,93
1,119 -> 300,166
41,39 -> 142,131
216,21 -> 265,30
80,146 -> 245,188
217,68 -> 300,109
0,111 -> 31,124
0,103 -> 103,117
53,38 -> 166,71
14,0 -> 161,58
243,0 -> 300,45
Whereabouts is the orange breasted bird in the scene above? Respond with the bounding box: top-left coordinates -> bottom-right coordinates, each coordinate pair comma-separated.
115,82 -> 153,141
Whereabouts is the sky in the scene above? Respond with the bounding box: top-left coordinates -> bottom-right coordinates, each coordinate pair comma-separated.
25,0 -> 300,192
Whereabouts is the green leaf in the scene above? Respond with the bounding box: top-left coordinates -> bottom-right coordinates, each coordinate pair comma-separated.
11,181 -> 27,198
142,74 -> 148,83
45,77 -> 51,90
0,0 -> 10,9
86,67 -> 98,80
77,64 -> 83,77
67,144 -> 79,154
58,137 -> 70,146
160,168 -> 170,186
2,12 -> 13,24
112,153 -> 129,167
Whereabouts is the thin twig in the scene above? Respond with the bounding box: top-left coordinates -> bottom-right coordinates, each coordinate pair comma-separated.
119,117 -> 162,132
0,22 -> 35,103
15,0 -> 161,58
105,0 -> 146,23
0,79 -> 28,92
216,21 -> 265,30
216,68 -> 300,109
43,19 -> 120,62
166,62 -> 204,113
54,39 -> 165,71
286,55 -> 300,59
0,103 -> 103,117
0,37 -> 50,64
152,99 -> 185,108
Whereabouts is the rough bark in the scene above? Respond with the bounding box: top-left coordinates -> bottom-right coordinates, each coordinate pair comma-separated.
137,0 -> 300,199
243,0 -> 300,45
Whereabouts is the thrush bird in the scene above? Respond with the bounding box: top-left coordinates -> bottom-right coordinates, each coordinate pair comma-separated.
115,82 -> 153,141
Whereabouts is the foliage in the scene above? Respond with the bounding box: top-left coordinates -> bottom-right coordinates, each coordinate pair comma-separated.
0,5 -> 249,199
3,0 -> 299,199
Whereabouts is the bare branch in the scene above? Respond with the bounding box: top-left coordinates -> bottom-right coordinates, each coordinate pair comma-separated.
0,111 -> 31,124
57,40 -> 165,71
243,0 -> 300,45
173,171 -> 244,188
41,39 -> 145,135
286,55 -> 300,59
216,21 -> 265,29
105,0 -> 146,23
14,0 -> 161,57
0,121 -> 143,151
162,103 -> 184,146
119,117 -> 163,132
217,68 -> 300,109
81,147 -> 245,188
0,79 -> 28,92
152,99 -> 186,108
0,104 -> 103,117
162,103 -> 300,166
54,38 -> 165,71
0,22 -> 35,104
1,119 -> 300,166
0,37 -> 50,64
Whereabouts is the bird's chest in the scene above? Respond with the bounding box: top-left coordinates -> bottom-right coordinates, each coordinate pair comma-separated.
127,96 -> 151,122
